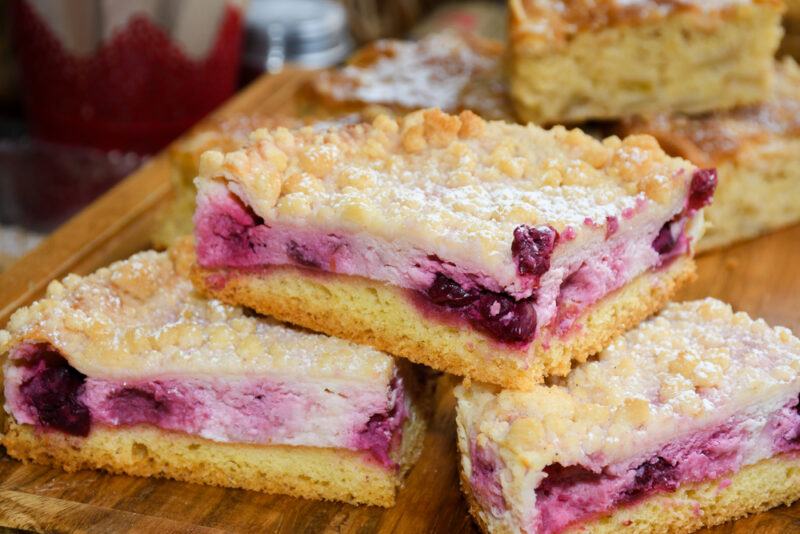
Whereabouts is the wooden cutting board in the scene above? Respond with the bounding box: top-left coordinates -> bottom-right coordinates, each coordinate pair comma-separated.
0,69 -> 799,534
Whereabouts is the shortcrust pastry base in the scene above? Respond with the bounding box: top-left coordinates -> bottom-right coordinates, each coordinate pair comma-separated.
461,453 -> 800,534
510,8 -> 781,124
2,403 -> 427,507
698,138 -> 800,252
186,241 -> 695,390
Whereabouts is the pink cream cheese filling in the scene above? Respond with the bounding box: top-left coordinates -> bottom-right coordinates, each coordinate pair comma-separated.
5,343 -> 408,468
194,168 -> 715,347
469,393 -> 800,534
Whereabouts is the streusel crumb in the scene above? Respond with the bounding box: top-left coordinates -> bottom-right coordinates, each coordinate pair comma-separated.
0,251 -> 394,382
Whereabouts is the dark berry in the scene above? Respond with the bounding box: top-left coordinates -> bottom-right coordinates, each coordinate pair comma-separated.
286,240 -> 320,268
473,293 -> 537,343
426,273 -> 478,307
623,456 -> 677,502
354,377 -> 404,467
605,216 -> 619,239
652,222 -> 676,256
512,225 -> 558,278
687,168 -> 717,212
537,463 -> 600,496
19,348 -> 91,437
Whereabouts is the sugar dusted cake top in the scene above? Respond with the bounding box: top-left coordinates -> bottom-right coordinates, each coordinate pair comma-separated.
457,299 -> 800,470
0,251 -> 395,382
622,58 -> 800,166
312,32 -> 502,112
197,109 -> 695,274
510,0 -> 783,53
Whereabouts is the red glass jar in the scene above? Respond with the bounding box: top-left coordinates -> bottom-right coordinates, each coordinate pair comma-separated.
10,0 -> 245,154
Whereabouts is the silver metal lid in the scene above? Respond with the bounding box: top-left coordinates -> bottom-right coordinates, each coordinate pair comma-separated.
245,0 -> 352,73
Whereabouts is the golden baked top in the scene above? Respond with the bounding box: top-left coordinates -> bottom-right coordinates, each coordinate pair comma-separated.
196,108 -> 695,274
456,299 -> 800,471
0,250 -> 394,382
312,32 -> 506,116
620,58 -> 800,166
510,0 -> 784,54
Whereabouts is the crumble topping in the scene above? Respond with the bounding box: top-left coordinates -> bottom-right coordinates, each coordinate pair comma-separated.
0,251 -> 395,381
620,58 -> 800,167
458,299 -> 800,471
197,109 -> 695,274
171,113 -> 372,178
311,32 -> 507,116
510,0 -> 784,54
171,114 -> 304,175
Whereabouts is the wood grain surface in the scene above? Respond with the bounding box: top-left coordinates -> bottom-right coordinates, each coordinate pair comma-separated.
0,69 -> 799,533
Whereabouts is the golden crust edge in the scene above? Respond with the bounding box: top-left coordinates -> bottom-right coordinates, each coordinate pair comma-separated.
1,400 -> 427,508
184,240 -> 695,390
460,453 -> 800,533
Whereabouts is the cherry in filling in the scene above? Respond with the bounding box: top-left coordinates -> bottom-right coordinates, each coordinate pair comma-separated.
512,224 -> 558,281
18,345 -> 91,437
687,168 -> 718,213
353,377 -> 407,468
529,406 -> 800,534
103,387 -> 172,426
425,273 -> 537,343
13,344 -> 408,467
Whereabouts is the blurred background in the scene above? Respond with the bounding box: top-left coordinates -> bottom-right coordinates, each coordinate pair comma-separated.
0,0 -> 505,268
0,0 -> 797,270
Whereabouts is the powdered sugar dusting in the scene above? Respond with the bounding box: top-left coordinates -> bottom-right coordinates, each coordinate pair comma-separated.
313,32 -> 500,112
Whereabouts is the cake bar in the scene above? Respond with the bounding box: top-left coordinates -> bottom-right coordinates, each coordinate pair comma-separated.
1,250 -> 427,506
456,299 -> 800,533
508,0 -> 784,125
620,58 -> 800,252
188,109 -> 714,389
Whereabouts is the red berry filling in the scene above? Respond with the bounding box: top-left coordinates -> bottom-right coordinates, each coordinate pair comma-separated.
687,168 -> 718,213
352,376 -> 408,468
522,402 -> 800,534
425,274 -> 537,343
512,225 -> 559,281
18,345 -> 91,437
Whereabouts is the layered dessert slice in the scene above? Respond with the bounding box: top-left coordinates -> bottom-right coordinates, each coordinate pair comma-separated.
508,0 -> 784,125
1,250 -> 427,506
188,109 -> 715,389
310,32 -> 513,121
456,299 -> 800,534
620,58 -> 800,252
